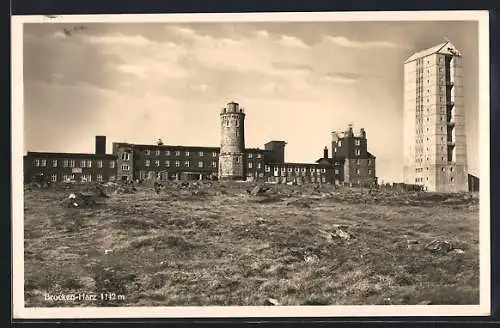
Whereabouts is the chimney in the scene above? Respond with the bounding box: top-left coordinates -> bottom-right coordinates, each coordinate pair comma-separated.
360,128 -> 366,139
323,146 -> 328,159
95,136 -> 106,155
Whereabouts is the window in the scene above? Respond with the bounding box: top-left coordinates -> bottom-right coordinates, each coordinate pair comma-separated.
165,161 -> 170,167
97,160 -> 103,168
63,160 -> 68,168
259,173 -> 264,178
288,167 -> 293,172
248,162 -> 253,169
52,160 -> 58,167
41,160 -> 47,167
97,174 -> 103,182
310,168 -> 315,172
257,163 -> 261,169
248,153 -> 253,159
301,168 -> 306,172
450,167 -> 454,172
51,174 -> 57,182
355,149 -> 361,156
155,150 -> 160,156
157,172 -> 162,180
316,168 -> 321,173
257,154 -> 262,159
199,151 -> 204,157
80,160 -> 86,168
212,161 -> 217,168
265,165 -> 271,172
198,161 -> 204,168
69,160 -> 75,168
322,177 -> 326,183
87,160 -> 92,168
62,175 -> 69,182
155,160 -> 160,167
109,161 -> 115,169
121,152 -> 130,161
355,139 -> 361,146
356,159 -> 360,165
175,151 -> 181,156
175,161 -> 180,167
145,150 -> 150,155
165,150 -> 171,156
338,140 -> 342,147
321,168 -> 326,173
212,152 -> 218,157
34,159 -> 40,167
295,167 -> 300,172
368,159 -> 371,165
121,164 -> 130,171
109,175 -> 116,181
145,160 -> 150,167
185,151 -> 190,157
236,157 -> 240,163
368,169 -> 372,175
356,169 -> 360,175
184,161 -> 190,167
335,169 -> 340,174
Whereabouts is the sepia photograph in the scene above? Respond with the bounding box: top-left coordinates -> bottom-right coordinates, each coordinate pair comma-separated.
11,11 -> 490,319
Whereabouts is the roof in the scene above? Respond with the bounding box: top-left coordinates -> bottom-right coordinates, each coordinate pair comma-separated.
131,144 -> 221,151
404,40 -> 461,64
24,152 -> 116,159
315,156 -> 346,164
367,152 -> 376,159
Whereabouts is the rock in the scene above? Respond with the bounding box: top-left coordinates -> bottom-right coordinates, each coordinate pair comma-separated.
424,240 -> 454,253
418,300 -> 433,305
265,298 -> 281,306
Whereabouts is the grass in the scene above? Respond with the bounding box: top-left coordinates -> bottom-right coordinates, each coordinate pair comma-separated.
23,181 -> 480,307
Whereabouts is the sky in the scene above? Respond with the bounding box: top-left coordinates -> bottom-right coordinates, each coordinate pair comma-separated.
22,20 -> 480,183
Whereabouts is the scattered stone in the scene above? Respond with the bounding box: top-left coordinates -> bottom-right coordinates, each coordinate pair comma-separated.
304,254 -> 319,264
453,248 -> 465,254
265,298 -> 281,306
424,240 -> 454,253
104,249 -> 113,255
418,300 -> 433,305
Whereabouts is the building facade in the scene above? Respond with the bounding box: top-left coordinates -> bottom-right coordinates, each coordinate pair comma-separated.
330,124 -> 377,186
24,102 -> 377,186
403,40 -> 468,192
23,136 -> 117,183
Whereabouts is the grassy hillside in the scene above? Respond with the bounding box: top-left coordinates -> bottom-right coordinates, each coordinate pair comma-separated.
23,181 -> 479,307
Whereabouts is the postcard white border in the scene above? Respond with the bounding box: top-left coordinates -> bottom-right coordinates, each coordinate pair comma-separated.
12,10 -> 491,319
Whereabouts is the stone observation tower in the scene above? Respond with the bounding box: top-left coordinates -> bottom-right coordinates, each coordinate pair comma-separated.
219,101 -> 246,180
403,40 -> 468,192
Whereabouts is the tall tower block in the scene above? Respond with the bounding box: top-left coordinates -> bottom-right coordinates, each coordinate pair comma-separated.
219,101 -> 246,180
403,40 -> 468,192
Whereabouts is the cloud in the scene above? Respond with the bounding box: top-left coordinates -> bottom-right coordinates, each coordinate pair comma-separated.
278,35 -> 310,48
324,72 -> 361,84
323,35 -> 399,49
271,61 -> 314,72
83,33 -> 153,46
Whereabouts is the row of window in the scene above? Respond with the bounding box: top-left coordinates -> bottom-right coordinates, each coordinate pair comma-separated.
142,150 -> 222,158
46,173 -> 111,183
336,139 -> 362,147
143,160 -> 219,168
265,166 -> 327,173
33,159 -> 115,169
415,177 -> 456,183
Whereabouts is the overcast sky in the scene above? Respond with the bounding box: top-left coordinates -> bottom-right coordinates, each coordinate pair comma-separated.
22,20 -> 479,183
